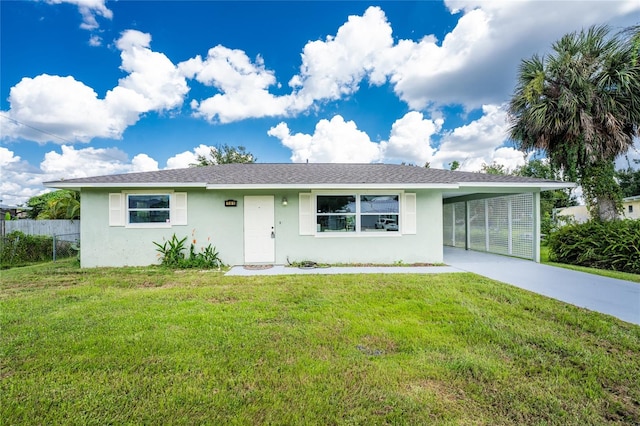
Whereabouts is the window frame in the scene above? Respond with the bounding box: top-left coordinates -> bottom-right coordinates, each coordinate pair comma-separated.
313,191 -> 403,237
109,191 -> 187,228
126,193 -> 172,227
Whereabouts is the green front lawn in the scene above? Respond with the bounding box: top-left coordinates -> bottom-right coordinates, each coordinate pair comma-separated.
2,260 -> 639,424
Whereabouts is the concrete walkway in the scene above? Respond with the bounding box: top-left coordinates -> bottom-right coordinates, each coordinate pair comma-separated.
226,248 -> 640,325
225,264 -> 463,276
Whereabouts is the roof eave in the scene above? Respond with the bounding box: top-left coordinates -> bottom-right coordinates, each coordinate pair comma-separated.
44,182 -> 209,189
459,182 -> 575,191
204,183 -> 459,190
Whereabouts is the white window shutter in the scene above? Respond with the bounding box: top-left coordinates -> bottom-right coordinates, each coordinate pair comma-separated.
299,193 -> 314,235
109,193 -> 124,226
403,193 -> 417,234
172,192 -> 188,225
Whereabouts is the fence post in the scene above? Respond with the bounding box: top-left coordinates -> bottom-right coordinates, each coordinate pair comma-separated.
53,234 -> 57,262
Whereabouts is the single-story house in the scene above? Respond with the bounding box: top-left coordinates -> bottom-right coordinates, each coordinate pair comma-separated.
0,203 -> 32,220
44,163 -> 571,268
555,194 -> 640,223
554,205 -> 591,224
622,195 -> 640,220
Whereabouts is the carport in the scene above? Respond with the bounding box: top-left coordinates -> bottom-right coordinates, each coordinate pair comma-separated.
443,192 -> 541,261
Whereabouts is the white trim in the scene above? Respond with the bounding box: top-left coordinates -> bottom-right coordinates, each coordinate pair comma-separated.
459,182 -> 574,190
48,181 -> 573,191
45,182 -> 207,189
312,191 -> 404,237
207,183 -> 458,190
119,190 -> 187,229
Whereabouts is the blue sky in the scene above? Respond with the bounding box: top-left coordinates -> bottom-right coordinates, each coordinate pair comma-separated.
1,0 -> 639,205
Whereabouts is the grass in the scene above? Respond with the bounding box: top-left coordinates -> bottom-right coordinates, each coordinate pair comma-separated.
2,260 -> 639,424
540,245 -> 640,283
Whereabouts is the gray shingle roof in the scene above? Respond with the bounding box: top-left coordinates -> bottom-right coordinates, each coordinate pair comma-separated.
44,163 -> 566,187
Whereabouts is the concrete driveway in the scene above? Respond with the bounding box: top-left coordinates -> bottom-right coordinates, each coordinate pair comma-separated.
444,247 -> 640,325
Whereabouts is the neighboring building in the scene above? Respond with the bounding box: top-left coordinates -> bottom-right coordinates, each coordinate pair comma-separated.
622,195 -> 640,220
0,203 -> 32,219
555,205 -> 590,224
555,194 -> 640,223
44,163 -> 571,267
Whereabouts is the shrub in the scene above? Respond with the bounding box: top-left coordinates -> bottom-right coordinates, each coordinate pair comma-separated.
153,233 -> 223,269
548,220 -> 640,274
0,231 -> 54,268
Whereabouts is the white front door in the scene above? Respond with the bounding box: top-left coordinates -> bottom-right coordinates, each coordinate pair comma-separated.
244,195 -> 275,263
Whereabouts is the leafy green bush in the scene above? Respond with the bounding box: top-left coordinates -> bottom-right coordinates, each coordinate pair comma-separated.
0,231 -> 54,268
548,220 -> 640,274
153,233 -> 223,269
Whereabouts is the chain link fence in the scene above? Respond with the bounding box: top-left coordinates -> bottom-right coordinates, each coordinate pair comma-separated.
0,231 -> 80,268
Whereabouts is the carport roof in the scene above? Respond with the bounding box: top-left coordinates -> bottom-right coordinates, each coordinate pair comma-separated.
44,163 -> 571,191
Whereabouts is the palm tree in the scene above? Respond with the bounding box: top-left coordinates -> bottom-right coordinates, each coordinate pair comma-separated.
508,25 -> 640,221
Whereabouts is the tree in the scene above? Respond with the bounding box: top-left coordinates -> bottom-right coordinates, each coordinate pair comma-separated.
36,191 -> 80,220
479,162 -> 509,175
26,190 -> 79,219
191,144 -> 257,167
449,161 -> 460,171
617,167 -> 640,198
515,159 -> 577,234
508,25 -> 640,221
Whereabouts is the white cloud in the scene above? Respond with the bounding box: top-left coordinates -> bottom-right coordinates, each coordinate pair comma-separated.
270,105 -> 527,171
165,144 -> 216,169
431,104 -> 525,171
88,35 -> 102,47
2,143 -> 256,205
0,145 -> 153,205
9,2 -> 638,134
115,30 -> 189,112
131,154 -> 159,172
389,0 -> 640,109
380,111 -> 443,165
41,145 -> 132,178
45,0 -> 113,30
186,1 -> 638,123
180,47 -> 290,123
268,116 -> 382,163
289,6 -> 395,109
0,148 -> 45,206
2,75 -> 117,143
1,30 -> 189,144
180,7 -> 398,123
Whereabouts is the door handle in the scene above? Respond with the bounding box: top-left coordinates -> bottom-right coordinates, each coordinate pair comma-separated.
271,227 -> 275,238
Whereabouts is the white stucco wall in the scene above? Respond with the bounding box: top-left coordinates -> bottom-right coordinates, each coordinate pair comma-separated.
622,199 -> 640,219
80,188 -> 444,267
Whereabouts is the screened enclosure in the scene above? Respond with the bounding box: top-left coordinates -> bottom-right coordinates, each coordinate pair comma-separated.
443,193 -> 537,260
